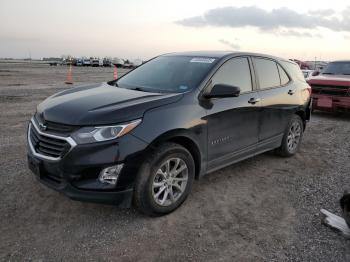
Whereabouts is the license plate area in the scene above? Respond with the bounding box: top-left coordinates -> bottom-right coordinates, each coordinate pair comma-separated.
317,97 -> 333,108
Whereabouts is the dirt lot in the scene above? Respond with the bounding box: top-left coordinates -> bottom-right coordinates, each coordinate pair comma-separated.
0,63 -> 349,261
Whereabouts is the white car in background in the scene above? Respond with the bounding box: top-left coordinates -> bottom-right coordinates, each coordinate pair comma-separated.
76,58 -> 83,66
112,57 -> 125,68
123,59 -> 143,68
91,57 -> 100,67
132,59 -> 143,67
82,57 -> 91,66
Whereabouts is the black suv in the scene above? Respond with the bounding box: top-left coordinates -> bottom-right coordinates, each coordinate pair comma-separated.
27,51 -> 311,215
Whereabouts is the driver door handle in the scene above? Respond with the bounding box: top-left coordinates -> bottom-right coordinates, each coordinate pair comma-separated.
248,97 -> 261,104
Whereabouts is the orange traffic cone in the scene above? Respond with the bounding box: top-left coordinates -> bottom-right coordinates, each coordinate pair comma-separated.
65,64 -> 73,84
113,65 -> 118,80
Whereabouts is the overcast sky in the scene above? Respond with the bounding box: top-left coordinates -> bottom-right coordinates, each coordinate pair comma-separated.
1,0 -> 349,60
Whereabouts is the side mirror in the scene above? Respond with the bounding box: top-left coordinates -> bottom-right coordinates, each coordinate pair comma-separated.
312,71 -> 320,76
205,84 -> 241,99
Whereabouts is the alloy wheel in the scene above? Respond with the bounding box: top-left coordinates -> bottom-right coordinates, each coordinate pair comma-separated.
287,121 -> 302,152
152,158 -> 188,207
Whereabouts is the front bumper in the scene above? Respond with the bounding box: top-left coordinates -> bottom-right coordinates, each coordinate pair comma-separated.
27,121 -> 148,207
29,155 -> 133,207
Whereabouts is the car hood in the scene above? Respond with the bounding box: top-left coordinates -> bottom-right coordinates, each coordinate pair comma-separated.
308,74 -> 350,86
37,82 -> 183,125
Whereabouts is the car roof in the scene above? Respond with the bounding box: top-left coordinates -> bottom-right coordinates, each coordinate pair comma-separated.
330,60 -> 350,63
162,51 -> 293,63
162,51 -> 233,58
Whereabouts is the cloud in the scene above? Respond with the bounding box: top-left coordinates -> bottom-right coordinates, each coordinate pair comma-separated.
0,35 -> 39,42
176,6 -> 350,32
275,29 -> 322,38
218,39 -> 241,50
308,9 -> 335,16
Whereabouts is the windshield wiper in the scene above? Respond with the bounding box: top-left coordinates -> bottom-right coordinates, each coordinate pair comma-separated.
129,87 -> 148,92
322,72 -> 334,75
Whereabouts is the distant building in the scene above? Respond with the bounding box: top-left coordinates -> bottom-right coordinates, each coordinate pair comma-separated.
42,57 -> 62,62
305,61 -> 328,71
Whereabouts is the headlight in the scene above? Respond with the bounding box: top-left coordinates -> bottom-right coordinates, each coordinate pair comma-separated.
72,119 -> 141,144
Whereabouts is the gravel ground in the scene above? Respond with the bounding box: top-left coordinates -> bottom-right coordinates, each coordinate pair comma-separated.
0,63 -> 349,261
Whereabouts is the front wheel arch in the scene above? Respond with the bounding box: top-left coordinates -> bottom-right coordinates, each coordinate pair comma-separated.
144,130 -> 203,180
133,142 -> 195,216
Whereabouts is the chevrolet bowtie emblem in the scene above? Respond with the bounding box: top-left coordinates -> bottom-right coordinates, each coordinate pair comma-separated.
39,123 -> 47,131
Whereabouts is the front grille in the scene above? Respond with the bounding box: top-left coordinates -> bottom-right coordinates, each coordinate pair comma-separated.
34,113 -> 77,136
29,124 -> 71,159
311,84 -> 350,96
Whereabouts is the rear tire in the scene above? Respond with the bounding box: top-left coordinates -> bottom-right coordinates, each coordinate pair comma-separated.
276,115 -> 304,157
133,142 -> 195,216
340,192 -> 350,228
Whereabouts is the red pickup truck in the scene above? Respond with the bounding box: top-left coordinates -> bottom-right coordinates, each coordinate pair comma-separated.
308,60 -> 350,112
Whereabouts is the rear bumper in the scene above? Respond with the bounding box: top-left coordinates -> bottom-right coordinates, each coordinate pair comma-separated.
312,94 -> 350,112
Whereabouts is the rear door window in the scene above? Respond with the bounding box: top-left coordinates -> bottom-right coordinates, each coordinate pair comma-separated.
253,58 -> 280,89
211,57 -> 253,93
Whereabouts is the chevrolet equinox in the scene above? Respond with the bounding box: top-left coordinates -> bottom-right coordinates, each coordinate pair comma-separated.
27,51 -> 311,215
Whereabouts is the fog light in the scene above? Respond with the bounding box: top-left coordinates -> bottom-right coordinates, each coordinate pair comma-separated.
99,164 -> 124,185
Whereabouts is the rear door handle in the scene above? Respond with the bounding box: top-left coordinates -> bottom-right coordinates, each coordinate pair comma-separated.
248,98 -> 261,104
288,89 -> 295,95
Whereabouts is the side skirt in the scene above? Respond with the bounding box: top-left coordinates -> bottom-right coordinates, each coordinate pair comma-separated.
204,134 -> 283,175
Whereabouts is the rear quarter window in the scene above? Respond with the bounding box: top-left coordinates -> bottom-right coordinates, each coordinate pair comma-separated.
277,64 -> 290,85
280,61 -> 306,82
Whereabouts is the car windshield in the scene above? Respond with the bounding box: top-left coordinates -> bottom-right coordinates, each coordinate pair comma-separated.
322,62 -> 350,75
115,56 -> 217,93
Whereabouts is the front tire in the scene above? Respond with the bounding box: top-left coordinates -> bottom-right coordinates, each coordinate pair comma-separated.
276,115 -> 304,157
133,142 -> 195,216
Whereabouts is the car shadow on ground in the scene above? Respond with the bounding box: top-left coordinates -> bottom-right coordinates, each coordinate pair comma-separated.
312,111 -> 350,121
39,150 -> 281,220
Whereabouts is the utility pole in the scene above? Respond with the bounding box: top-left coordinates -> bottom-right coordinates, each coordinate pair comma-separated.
314,56 -> 317,70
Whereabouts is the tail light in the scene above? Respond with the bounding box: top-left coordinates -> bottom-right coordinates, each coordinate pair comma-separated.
306,85 -> 312,96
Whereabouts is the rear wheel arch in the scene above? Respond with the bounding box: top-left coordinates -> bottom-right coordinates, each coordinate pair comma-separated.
276,114 -> 304,157
295,110 -> 306,129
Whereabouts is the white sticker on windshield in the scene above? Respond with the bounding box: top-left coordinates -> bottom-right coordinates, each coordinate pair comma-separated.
190,58 -> 215,63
